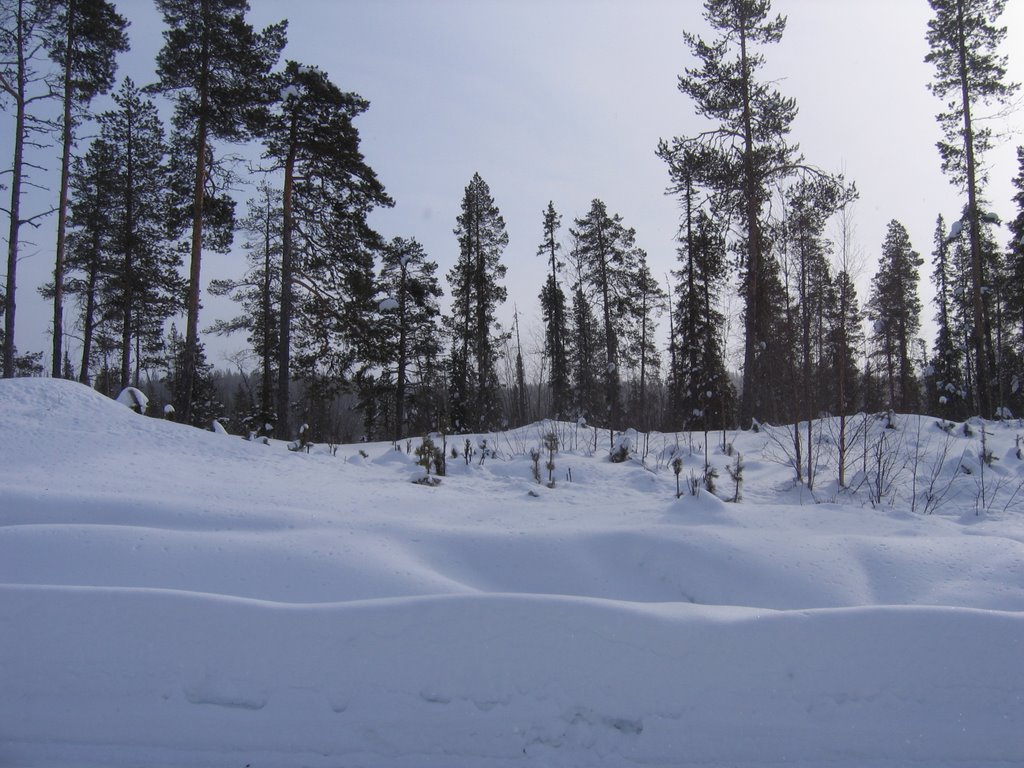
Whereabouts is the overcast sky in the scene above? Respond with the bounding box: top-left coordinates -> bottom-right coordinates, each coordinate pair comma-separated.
7,0 -> 1024,372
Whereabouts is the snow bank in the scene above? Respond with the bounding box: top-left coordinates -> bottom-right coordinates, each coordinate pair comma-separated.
2,379 -> 1024,767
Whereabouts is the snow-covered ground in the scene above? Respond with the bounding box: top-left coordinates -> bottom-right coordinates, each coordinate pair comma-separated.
2,378 -> 1023,767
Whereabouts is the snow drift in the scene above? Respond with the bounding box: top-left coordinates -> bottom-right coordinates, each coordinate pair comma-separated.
2,379 -> 1023,767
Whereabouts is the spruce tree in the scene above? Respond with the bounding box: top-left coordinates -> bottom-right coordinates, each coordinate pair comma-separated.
43,0 -> 128,377
570,199 -> 642,432
925,0 -> 1018,418
623,252 -> 665,431
672,208 -> 733,433
263,61 -> 392,439
447,173 -> 508,432
928,214 -> 969,418
376,236 -> 443,440
151,0 -> 285,422
537,201 -> 570,419
868,221 -> 924,413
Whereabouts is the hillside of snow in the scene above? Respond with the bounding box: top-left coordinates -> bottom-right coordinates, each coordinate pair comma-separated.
2,378 -> 1023,767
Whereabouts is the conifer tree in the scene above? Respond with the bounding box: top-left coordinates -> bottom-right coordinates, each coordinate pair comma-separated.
1,0 -> 55,378
658,0 -> 802,426
672,208 -> 733,432
99,78 -> 183,390
63,137 -> 114,384
1005,147 -> 1024,414
151,0 -> 285,422
447,173 -> 508,432
207,183 -> 282,431
43,0 -> 127,377
827,269 -> 863,414
376,236 -> 443,440
928,214 -> 969,418
925,0 -> 1018,418
567,243 -> 601,423
570,199 -> 641,431
868,220 -> 924,413
624,252 -> 665,431
537,201 -> 570,419
264,61 -> 391,438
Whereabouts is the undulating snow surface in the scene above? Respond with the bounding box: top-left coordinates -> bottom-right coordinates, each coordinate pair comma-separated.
2,379 -> 1023,767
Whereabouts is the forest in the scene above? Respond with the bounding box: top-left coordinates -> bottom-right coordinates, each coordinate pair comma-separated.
2,0 -> 1022,448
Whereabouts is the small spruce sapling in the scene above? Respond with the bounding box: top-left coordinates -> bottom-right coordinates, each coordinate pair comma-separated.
415,436 -> 436,474
703,464 -> 718,495
726,452 -> 744,502
672,456 -> 683,498
544,431 -> 558,487
530,447 -> 541,484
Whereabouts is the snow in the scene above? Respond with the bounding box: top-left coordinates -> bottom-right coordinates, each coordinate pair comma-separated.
2,378 -> 1024,767
114,386 -> 147,412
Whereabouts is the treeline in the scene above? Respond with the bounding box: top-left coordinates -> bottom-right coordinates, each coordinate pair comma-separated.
2,0 -> 1022,448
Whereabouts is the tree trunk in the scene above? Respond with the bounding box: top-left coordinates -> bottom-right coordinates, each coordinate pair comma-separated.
3,0 -> 29,378
181,0 -> 211,422
276,110 -> 298,440
51,0 -> 77,377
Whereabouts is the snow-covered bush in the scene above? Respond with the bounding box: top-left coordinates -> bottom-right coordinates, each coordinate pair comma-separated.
115,387 -> 148,414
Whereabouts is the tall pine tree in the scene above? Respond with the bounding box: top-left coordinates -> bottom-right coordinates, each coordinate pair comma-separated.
925,0 -> 1018,417
151,0 -> 285,422
1,0 -> 55,377
43,0 -> 128,377
264,61 -> 391,438
658,0 -> 801,426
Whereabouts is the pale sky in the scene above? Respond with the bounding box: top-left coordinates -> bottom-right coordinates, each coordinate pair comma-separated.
6,0 -> 1024,373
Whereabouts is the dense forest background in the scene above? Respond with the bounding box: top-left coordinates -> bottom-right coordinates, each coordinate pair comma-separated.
2,0 -> 1023,449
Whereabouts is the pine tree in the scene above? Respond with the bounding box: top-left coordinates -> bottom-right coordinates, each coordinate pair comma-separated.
43,0 -> 128,377
151,0 -> 285,422
262,61 -> 391,439
99,78 -> 183,390
537,201 -> 570,419
63,137 -> 113,384
1,0 -> 56,377
376,236 -> 443,440
447,173 -> 508,432
658,0 -> 803,426
570,199 -> 641,432
925,0 -> 1018,418
207,183 -> 282,432
868,220 -> 924,413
